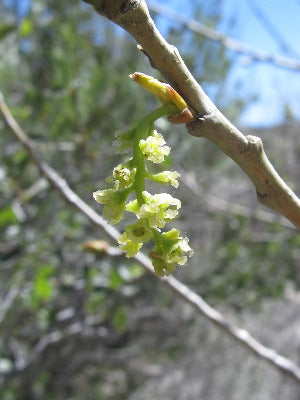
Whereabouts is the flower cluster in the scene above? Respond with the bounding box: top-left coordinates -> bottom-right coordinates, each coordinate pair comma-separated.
126,192 -> 181,229
139,130 -> 170,163
106,163 -> 136,190
93,74 -> 194,277
149,229 -> 194,277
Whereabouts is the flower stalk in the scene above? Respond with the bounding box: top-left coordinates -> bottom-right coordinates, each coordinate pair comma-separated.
93,73 -> 194,276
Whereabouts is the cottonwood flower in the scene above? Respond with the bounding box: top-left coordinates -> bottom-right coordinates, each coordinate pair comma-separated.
125,218 -> 153,243
93,188 -> 127,225
106,163 -> 136,190
149,229 -> 194,277
118,231 -> 143,257
126,191 -> 181,229
139,130 -> 170,163
93,72 -> 194,276
150,170 -> 180,188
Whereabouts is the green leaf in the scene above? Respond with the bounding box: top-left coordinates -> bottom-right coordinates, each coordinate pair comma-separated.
0,24 -> 15,41
109,268 -> 124,289
33,265 -> 54,301
19,18 -> 32,37
113,307 -> 127,333
0,206 -> 18,227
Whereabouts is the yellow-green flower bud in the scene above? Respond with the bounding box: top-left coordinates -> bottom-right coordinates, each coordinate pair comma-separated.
151,170 -> 180,188
126,191 -> 181,229
129,72 -> 187,111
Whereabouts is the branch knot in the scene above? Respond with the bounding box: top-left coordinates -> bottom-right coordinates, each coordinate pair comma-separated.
186,110 -> 218,137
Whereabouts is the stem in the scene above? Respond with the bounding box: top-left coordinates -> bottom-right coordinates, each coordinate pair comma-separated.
152,228 -> 163,251
133,104 -> 177,206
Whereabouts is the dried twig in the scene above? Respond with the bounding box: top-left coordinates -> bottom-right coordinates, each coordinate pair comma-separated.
83,0 -> 300,228
1,92 -> 300,383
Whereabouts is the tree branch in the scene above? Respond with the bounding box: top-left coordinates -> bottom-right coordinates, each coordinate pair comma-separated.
1,92 -> 300,383
83,0 -> 300,228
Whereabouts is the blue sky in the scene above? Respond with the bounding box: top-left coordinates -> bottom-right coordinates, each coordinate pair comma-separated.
4,0 -> 300,127
149,0 -> 300,127
221,0 -> 300,126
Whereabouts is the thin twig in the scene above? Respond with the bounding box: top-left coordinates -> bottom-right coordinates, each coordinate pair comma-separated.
148,1 -> 300,71
0,285 -> 19,325
1,92 -> 300,383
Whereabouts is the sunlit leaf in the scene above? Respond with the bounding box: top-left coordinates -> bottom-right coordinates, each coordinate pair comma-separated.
33,265 -> 54,301
0,206 -> 18,226
19,18 -> 32,37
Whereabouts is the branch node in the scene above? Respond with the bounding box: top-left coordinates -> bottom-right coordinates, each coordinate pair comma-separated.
246,135 -> 264,154
186,111 -> 217,137
256,189 -> 270,200
120,0 -> 140,14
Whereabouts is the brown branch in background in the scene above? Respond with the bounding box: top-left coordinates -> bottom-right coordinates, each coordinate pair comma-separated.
148,1 -> 300,71
1,92 -> 300,383
82,0 -> 300,228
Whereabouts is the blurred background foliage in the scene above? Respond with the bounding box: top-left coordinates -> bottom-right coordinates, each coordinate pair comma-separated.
0,0 -> 299,399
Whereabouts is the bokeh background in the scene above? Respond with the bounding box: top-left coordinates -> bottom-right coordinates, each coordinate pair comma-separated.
0,1 -> 300,399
